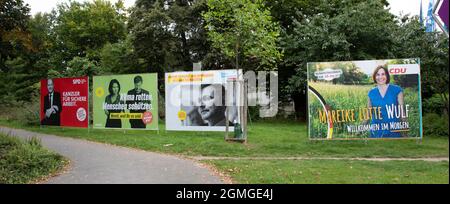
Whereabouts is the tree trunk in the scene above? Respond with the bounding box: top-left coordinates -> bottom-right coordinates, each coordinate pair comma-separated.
293,90 -> 307,121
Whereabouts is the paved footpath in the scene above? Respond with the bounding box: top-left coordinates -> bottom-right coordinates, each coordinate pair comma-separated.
0,126 -> 223,184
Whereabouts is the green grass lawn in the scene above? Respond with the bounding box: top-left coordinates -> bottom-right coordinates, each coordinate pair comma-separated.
0,119 -> 448,158
206,159 -> 449,184
0,133 -> 67,184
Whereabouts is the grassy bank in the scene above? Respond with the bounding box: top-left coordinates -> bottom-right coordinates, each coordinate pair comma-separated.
0,133 -> 67,184
206,159 -> 449,184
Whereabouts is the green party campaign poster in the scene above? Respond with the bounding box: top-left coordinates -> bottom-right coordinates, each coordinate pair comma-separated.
93,73 -> 158,130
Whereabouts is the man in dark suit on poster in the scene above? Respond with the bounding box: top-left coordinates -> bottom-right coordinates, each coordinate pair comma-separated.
126,75 -> 151,128
41,79 -> 62,126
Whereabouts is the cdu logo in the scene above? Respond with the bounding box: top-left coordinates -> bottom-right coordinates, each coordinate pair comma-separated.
389,67 -> 407,74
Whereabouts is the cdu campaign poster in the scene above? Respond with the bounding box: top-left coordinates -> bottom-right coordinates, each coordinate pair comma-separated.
93,73 -> 158,130
307,59 -> 422,140
40,77 -> 89,128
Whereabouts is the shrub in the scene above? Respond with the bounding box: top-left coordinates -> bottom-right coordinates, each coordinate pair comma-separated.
423,94 -> 448,115
0,95 -> 40,126
423,113 -> 449,137
0,134 -> 66,184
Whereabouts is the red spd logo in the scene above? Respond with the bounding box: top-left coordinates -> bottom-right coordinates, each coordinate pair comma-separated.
73,78 -> 87,85
142,111 -> 153,124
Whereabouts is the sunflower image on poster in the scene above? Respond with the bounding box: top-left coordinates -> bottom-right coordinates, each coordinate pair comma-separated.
307,59 -> 422,140
93,73 -> 158,130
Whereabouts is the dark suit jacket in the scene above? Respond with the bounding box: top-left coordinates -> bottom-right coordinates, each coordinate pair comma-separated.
126,89 -> 151,113
41,92 -> 62,126
126,88 -> 151,128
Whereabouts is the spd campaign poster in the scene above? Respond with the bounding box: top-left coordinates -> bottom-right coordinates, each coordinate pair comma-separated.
307,59 -> 422,140
93,73 -> 158,130
40,77 -> 89,128
165,69 -> 242,131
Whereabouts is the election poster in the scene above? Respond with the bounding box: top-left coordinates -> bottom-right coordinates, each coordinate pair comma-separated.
165,69 -> 242,131
93,73 -> 158,130
40,77 -> 89,128
307,59 -> 422,140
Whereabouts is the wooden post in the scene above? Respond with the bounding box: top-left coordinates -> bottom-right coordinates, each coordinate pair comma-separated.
225,105 -> 229,140
243,79 -> 248,143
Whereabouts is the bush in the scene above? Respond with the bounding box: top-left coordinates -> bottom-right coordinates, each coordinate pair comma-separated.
0,95 -> 40,126
423,94 -> 448,115
423,113 -> 449,137
0,134 -> 66,184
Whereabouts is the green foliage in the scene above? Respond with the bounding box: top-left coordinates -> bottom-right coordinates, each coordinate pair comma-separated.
1,0 -> 127,104
0,95 -> 40,126
0,0 -> 30,32
0,56 -> 41,103
390,17 -> 449,113
128,0 -> 211,74
423,113 -> 449,137
34,0 -> 128,77
423,94 -> 449,115
0,133 -> 66,184
45,56 -> 102,79
278,0 -> 448,120
284,0 -> 395,90
0,0 -> 40,105
53,0 -> 126,60
66,56 -> 102,77
276,0 -> 396,119
0,0 -> 31,71
203,0 -> 282,70
99,38 -> 139,74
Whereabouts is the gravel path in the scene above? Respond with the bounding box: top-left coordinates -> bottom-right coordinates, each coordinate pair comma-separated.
0,126 -> 223,184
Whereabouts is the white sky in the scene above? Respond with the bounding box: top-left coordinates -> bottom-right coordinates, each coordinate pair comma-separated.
24,0 -> 136,15
24,0 -> 431,16
387,0 -> 430,17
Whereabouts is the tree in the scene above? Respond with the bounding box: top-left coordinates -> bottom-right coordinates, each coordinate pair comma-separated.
128,0 -> 213,74
391,16 -> 449,114
279,0 -> 394,119
128,0 -> 173,74
0,0 -> 41,104
48,0 -> 127,74
0,0 -> 31,72
65,56 -> 101,77
1,0 -> 128,104
203,0 -> 282,71
99,37 -> 139,74
128,0 -> 224,96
